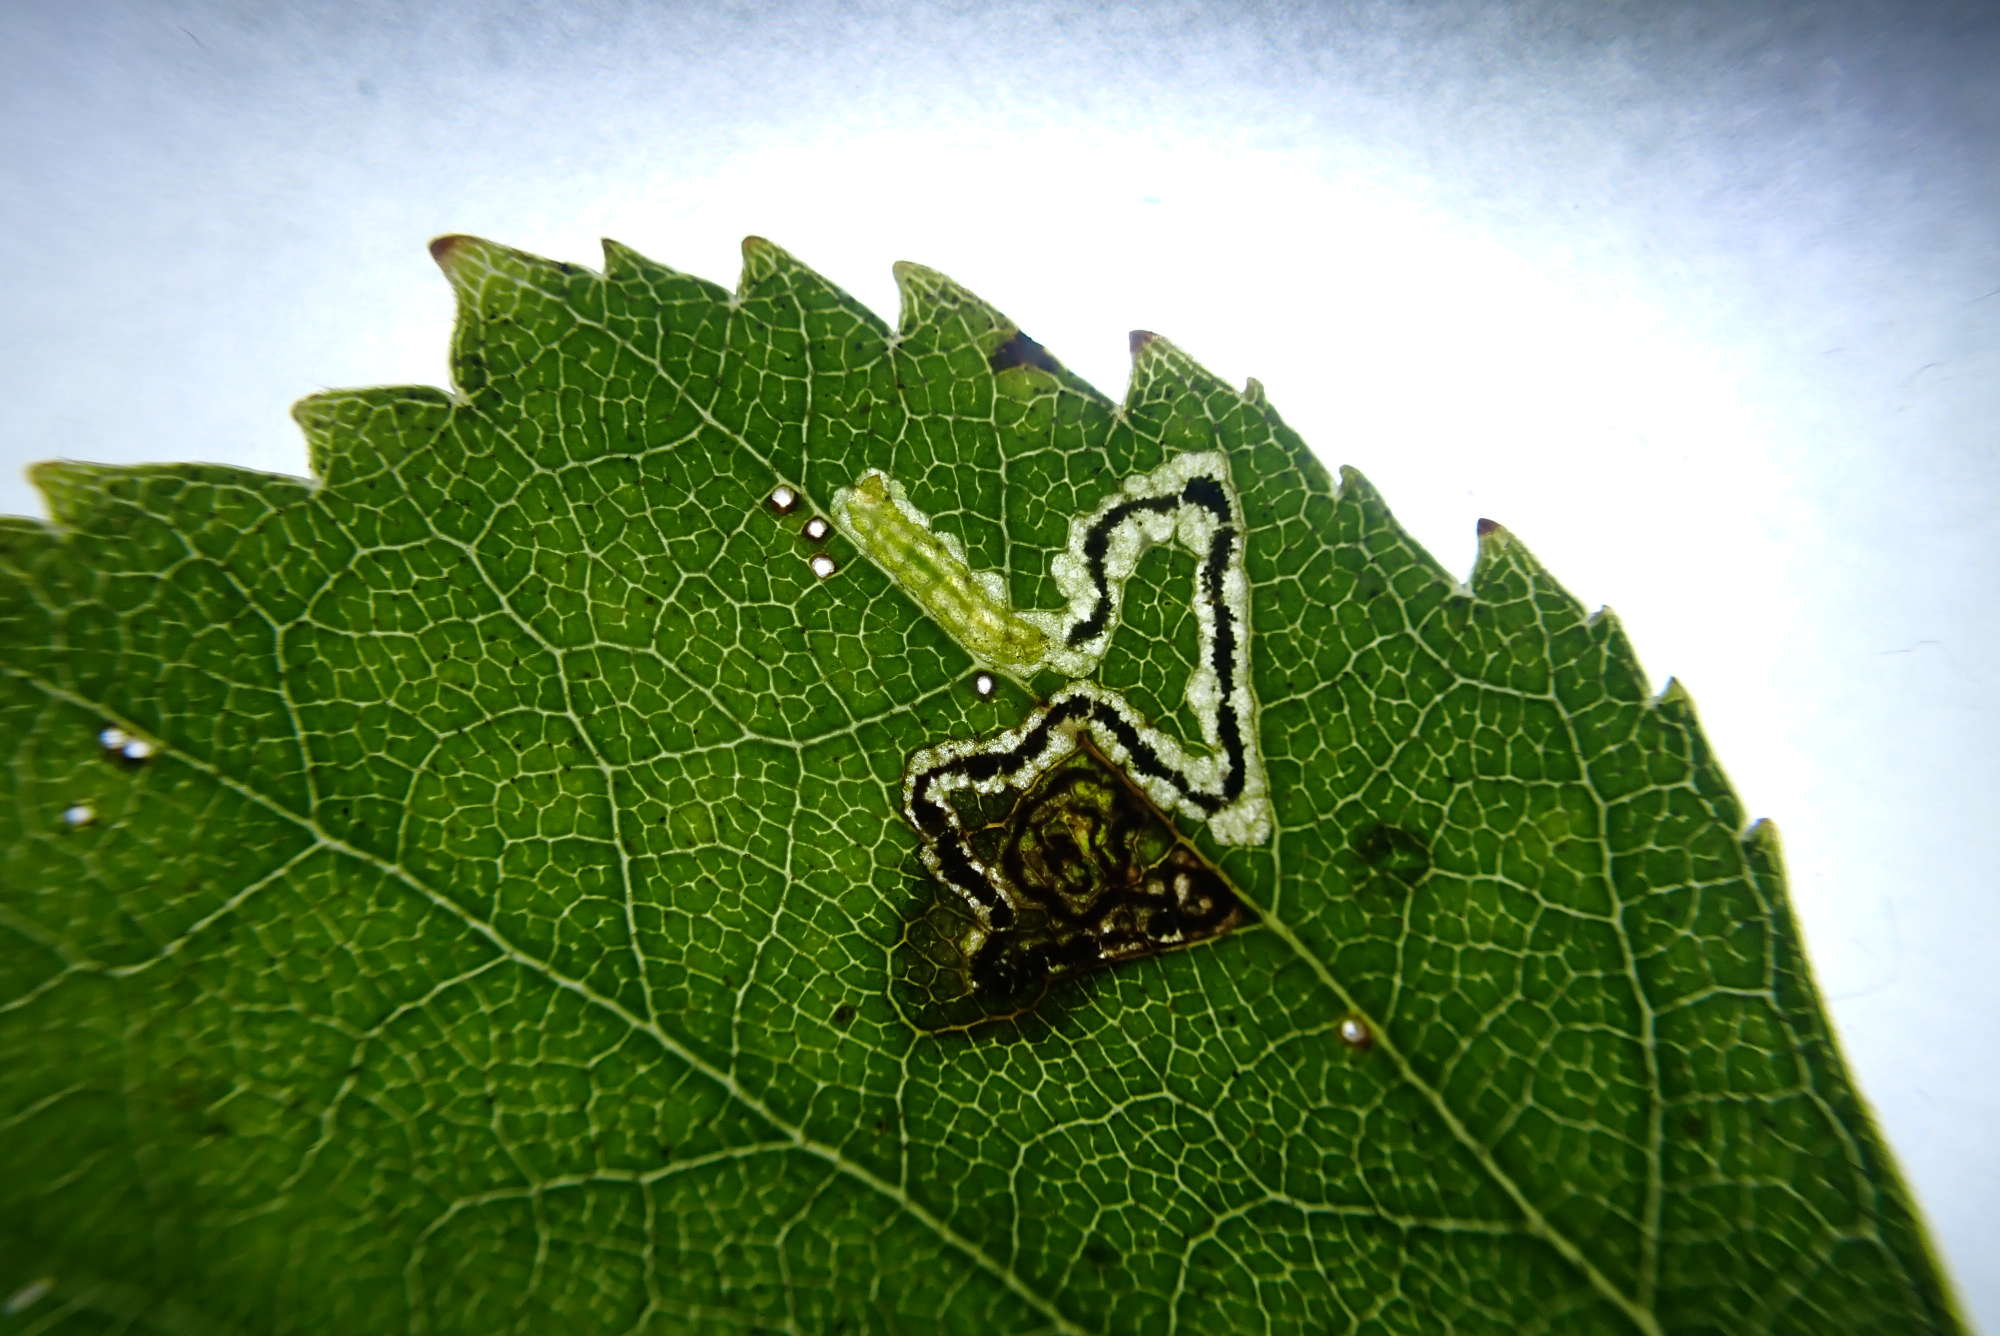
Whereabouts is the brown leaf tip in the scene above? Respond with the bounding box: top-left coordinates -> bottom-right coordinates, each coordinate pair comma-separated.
1129,329 -> 1158,356
1476,517 -> 1501,538
428,234 -> 475,271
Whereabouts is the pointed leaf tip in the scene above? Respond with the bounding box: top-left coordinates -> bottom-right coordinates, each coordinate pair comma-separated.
890,260 -> 1011,342
428,233 -> 476,272
1129,329 -> 1157,356
737,235 -> 801,290
1476,517 -> 1502,537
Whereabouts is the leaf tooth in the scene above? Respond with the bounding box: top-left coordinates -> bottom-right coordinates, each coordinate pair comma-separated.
1650,674 -> 1695,713
1332,462 -> 1387,516
1582,605 -> 1655,704
1469,514 -> 1529,588
599,239 -> 736,321
1242,376 -> 1268,406
28,461 -> 255,538
1650,676 -> 1752,830
734,239 -> 895,347
1743,815 -> 1785,864
27,460 -> 310,549
598,236 -> 645,276
890,260 -> 1013,346
598,238 -> 693,289
1468,515 -> 1594,642
292,387 -> 454,487
738,235 -> 811,291
427,233 -> 599,306
27,460 -> 118,533
426,235 -> 601,398
1122,328 -> 1236,413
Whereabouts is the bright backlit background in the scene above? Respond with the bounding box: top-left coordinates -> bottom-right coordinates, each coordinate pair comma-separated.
4,0 -> 1995,1325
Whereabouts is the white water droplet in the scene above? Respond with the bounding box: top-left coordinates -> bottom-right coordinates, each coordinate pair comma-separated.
62,804 -> 96,827
4,1277 -> 53,1315
121,738 -> 155,762
808,553 -> 838,579
99,726 -> 128,751
973,672 -> 996,697
802,515 -> 830,541
1338,1016 -> 1372,1049
768,484 -> 799,514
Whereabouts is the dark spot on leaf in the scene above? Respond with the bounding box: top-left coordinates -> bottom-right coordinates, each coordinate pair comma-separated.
1129,329 -> 1157,355
832,1003 -> 857,1028
893,744 -> 1250,1037
1680,1114 -> 1706,1141
1353,822 -> 1431,892
659,1143 -> 673,1160
1477,517 -> 1500,536
989,330 -> 1060,375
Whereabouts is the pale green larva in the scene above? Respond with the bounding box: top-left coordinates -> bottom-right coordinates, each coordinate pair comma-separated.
831,472 -> 1051,675
826,451 -> 1270,937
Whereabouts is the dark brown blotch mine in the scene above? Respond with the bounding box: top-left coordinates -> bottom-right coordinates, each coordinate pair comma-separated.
988,330 -> 1061,375
893,742 -> 1252,1036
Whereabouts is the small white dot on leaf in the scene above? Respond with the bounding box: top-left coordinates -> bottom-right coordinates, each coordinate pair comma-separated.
62,804 -> 95,827
973,672 -> 995,697
99,726 -> 128,751
768,484 -> 799,514
121,738 -> 155,762
809,553 -> 838,579
803,516 -> 830,542
1338,1015 -> 1373,1050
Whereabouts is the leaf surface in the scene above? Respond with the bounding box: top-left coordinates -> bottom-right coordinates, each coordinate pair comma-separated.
0,236 -> 1960,1334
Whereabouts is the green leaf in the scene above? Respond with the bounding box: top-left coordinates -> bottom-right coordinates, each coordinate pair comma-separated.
0,234 -> 1961,1334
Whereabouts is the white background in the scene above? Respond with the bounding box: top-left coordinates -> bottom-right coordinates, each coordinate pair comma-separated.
4,0 -> 1994,1326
